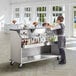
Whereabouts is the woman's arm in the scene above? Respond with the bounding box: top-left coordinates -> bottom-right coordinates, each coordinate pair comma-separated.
46,24 -> 61,30
42,23 -> 61,30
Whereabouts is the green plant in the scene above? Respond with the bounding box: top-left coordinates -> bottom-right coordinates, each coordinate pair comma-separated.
49,36 -> 56,42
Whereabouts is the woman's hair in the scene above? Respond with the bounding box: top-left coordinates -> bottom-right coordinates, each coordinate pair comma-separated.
57,16 -> 64,22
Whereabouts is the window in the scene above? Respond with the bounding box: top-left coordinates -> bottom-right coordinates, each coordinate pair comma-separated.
36,7 -> 46,23
15,8 -> 20,18
73,6 -> 76,36
52,6 -> 65,24
13,8 -> 20,24
15,8 -> 19,12
24,8 -> 30,11
24,7 -> 31,24
15,13 -> 20,18
37,7 -> 46,11
53,6 -> 63,11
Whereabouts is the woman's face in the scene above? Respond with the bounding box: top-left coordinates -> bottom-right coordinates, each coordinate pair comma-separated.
44,24 -> 48,28
56,20 -> 61,24
44,24 -> 50,28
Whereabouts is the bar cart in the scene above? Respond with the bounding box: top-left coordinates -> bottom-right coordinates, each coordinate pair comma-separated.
10,27 -> 60,68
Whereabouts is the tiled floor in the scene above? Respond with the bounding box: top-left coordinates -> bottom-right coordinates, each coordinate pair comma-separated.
0,32 -> 76,76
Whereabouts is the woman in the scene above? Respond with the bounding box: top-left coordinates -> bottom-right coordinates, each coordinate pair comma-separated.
42,16 -> 66,64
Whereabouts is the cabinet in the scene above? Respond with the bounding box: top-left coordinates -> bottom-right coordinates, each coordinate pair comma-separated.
10,28 -> 60,68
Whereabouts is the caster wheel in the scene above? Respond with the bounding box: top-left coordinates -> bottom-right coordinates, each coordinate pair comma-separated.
57,57 -> 59,60
10,61 -> 14,66
18,64 -> 23,68
57,56 -> 61,61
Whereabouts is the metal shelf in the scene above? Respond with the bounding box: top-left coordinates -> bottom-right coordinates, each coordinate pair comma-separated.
23,43 -> 44,48
10,29 -> 59,68
22,55 -> 59,64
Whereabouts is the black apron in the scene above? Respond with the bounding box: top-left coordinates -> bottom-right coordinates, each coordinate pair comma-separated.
54,23 -> 65,48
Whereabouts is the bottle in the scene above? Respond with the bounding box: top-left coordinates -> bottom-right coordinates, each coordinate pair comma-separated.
21,39 -> 25,48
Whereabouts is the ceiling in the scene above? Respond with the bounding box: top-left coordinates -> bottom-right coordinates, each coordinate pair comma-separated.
10,0 -> 76,4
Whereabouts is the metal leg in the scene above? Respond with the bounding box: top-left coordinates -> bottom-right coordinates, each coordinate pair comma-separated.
18,64 -> 23,68
56,55 -> 61,61
10,61 -> 14,65
57,57 -> 59,60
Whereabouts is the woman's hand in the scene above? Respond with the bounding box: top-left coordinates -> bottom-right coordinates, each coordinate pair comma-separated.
46,25 -> 54,29
42,23 -> 54,28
